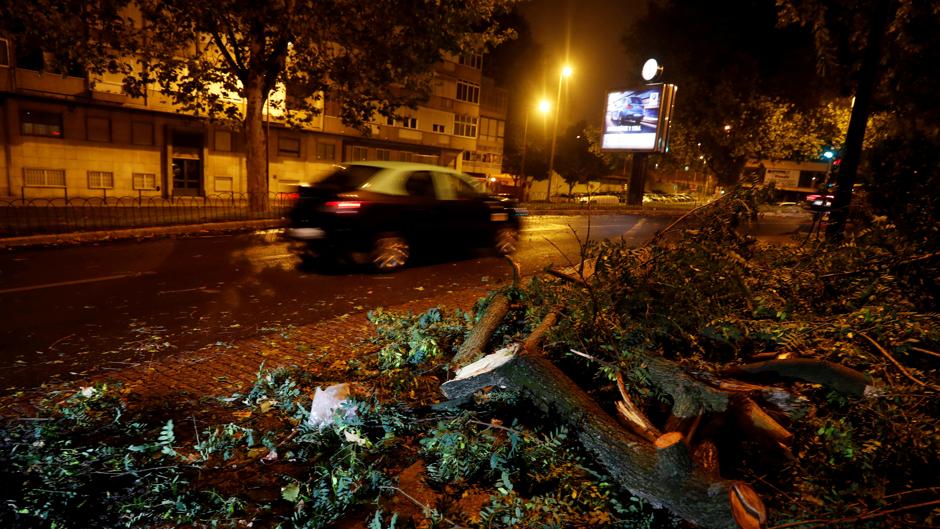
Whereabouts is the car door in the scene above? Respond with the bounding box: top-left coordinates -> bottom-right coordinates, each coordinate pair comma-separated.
400,170 -> 442,246
433,171 -> 491,247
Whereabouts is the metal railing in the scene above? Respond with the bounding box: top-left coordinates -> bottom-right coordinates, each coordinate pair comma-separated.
0,193 -> 297,237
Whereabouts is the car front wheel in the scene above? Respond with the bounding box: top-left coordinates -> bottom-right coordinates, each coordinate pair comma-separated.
494,225 -> 519,255
371,233 -> 410,271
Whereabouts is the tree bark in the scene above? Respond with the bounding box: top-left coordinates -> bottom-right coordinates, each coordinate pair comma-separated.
728,358 -> 874,397
825,0 -> 893,240
244,77 -> 269,213
452,294 -> 510,366
442,352 -> 740,529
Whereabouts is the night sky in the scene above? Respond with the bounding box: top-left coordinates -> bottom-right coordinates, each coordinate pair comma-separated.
519,0 -> 647,127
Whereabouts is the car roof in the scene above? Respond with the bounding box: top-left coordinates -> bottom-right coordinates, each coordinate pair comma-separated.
342,161 -> 463,173
336,161 -> 480,196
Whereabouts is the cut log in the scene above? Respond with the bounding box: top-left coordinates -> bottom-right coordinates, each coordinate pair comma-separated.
728,358 -> 875,397
452,294 -> 510,366
442,352 -> 741,529
730,395 -> 793,446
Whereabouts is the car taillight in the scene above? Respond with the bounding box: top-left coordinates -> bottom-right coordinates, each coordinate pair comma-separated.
324,200 -> 363,214
625,104 -> 633,109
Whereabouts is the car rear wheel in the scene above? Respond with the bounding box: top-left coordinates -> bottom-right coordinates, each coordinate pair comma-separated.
371,234 -> 410,271
494,225 -> 519,255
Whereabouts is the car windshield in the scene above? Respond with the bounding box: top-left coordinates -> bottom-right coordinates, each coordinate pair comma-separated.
318,165 -> 382,190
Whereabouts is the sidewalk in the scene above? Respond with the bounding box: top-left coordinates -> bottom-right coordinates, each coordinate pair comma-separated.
0,283 -> 495,414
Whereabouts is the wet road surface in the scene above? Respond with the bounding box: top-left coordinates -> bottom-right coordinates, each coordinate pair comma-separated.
0,215 -> 678,391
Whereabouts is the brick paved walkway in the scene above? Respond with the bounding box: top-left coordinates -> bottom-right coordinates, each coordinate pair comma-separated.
1,284 -> 495,414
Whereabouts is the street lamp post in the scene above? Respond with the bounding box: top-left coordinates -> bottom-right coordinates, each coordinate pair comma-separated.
546,65 -> 572,201
520,99 -> 550,201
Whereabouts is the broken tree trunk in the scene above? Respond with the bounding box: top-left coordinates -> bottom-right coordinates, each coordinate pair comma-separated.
452,294 -> 510,366
442,352 -> 741,529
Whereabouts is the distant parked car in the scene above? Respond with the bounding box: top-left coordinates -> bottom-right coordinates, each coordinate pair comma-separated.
577,194 -> 620,206
286,162 -> 523,271
805,194 -> 834,212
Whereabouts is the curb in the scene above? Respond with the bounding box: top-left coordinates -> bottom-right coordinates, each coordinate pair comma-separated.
0,219 -> 286,249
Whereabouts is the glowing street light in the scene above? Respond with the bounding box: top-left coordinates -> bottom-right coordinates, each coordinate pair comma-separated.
520,98 -> 551,200
546,65 -> 573,201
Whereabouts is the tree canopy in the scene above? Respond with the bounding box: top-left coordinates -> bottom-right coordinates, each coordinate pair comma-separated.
1,0 -> 518,209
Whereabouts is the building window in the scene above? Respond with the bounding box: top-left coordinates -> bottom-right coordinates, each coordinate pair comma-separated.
456,80 -> 480,104
459,53 -> 483,70
398,151 -> 412,162
133,172 -> 158,190
386,116 -> 417,128
316,142 -> 336,161
21,110 -> 63,138
23,167 -> 66,187
432,123 -> 446,133
131,121 -> 154,146
454,114 -> 478,138
376,149 -> 391,161
462,151 -> 471,161
277,136 -> 301,157
214,130 -> 232,152
0,38 -> 10,68
86,116 -> 111,143
351,146 -> 368,161
87,170 -> 114,189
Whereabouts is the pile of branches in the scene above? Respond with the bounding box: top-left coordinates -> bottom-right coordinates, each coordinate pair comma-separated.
438,185 -> 940,528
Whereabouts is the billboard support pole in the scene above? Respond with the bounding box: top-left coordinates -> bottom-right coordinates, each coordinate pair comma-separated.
627,153 -> 648,206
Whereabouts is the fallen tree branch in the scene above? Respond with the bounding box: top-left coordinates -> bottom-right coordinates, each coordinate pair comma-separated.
522,307 -> 562,353
859,332 -> 940,392
726,358 -> 875,397
730,395 -> 793,446
544,267 -> 588,286
504,255 -> 522,287
643,356 -> 729,418
442,351 -> 742,529
910,346 -> 940,359
452,294 -> 510,366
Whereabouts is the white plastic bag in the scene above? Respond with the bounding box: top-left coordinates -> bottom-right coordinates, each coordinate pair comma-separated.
306,383 -> 354,429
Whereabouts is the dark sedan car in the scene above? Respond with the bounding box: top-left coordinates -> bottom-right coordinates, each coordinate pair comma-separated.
285,162 -> 523,271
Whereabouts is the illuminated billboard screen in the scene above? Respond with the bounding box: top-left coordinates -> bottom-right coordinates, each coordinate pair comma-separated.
601,84 -> 676,153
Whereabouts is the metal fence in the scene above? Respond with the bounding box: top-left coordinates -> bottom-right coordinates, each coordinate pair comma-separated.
0,193 -> 297,237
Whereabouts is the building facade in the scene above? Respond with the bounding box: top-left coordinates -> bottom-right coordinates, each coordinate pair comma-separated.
0,38 -> 507,201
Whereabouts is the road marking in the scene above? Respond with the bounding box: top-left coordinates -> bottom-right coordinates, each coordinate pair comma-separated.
623,218 -> 648,239
522,223 -> 625,233
0,271 -> 156,295
254,253 -> 295,261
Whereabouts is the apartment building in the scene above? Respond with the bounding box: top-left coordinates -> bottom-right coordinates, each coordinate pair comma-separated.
0,37 -> 507,200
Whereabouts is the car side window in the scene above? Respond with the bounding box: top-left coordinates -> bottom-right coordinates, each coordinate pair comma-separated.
405,171 -> 436,199
450,174 -> 480,199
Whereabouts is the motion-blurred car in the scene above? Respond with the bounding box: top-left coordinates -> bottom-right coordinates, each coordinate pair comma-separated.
805,194 -> 834,212
285,162 -> 523,271
614,96 -> 645,126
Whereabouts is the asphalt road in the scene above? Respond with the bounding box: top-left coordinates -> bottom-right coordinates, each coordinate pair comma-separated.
0,214 -> 678,392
